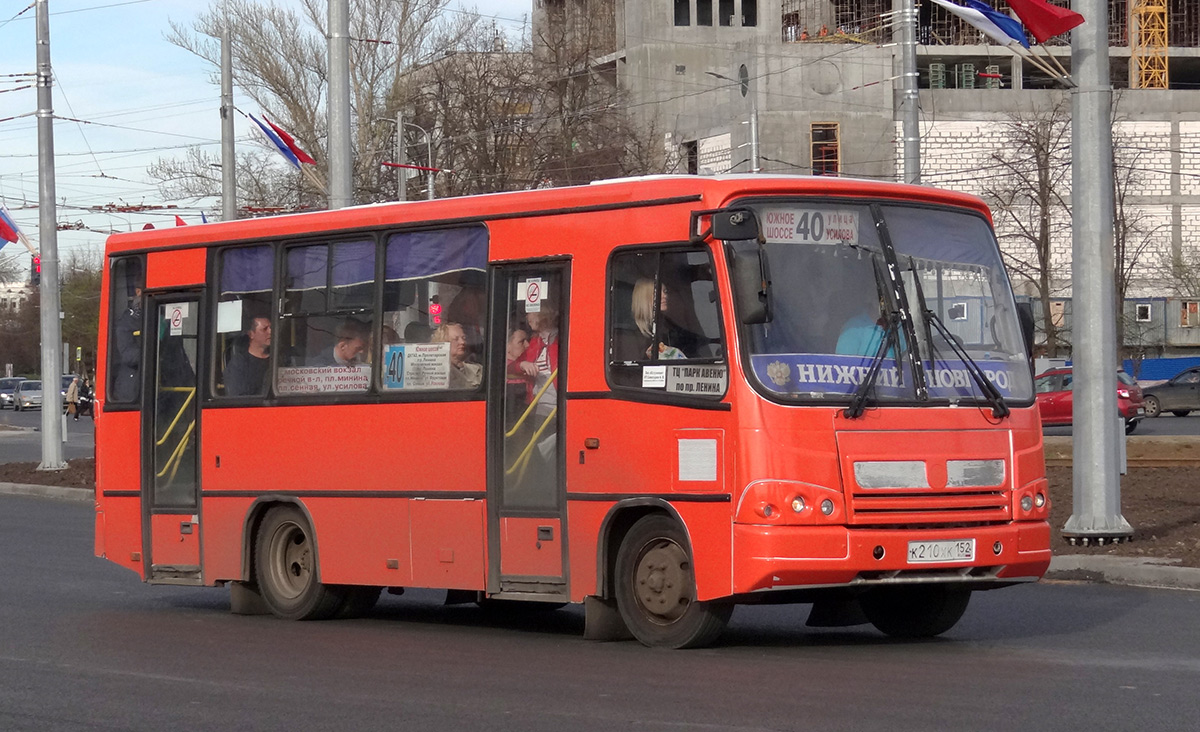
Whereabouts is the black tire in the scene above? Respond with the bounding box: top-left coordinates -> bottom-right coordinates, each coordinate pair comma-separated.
254,505 -> 346,620
1143,396 -> 1160,418
1172,410 -> 1191,418
860,585 -> 971,639
335,586 -> 382,619
614,514 -> 732,649
1125,419 -> 1139,435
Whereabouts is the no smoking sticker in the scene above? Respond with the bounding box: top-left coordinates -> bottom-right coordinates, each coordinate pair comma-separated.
517,278 -> 548,313
166,302 -> 189,336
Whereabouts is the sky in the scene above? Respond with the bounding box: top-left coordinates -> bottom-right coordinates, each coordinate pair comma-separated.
0,0 -> 532,274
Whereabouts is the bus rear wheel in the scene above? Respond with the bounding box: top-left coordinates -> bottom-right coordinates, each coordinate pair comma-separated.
255,505 -> 345,620
614,515 -> 732,649
859,585 -> 971,638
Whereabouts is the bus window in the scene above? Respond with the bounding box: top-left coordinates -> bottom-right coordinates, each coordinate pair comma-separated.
608,247 -> 726,396
107,256 -> 145,406
379,227 -> 488,392
214,245 -> 273,398
277,240 -> 375,395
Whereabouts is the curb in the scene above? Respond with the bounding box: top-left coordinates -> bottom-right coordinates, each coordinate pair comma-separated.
1047,554 -> 1200,591
0,482 -> 92,502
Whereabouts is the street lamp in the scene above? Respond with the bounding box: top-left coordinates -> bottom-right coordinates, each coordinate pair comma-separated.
379,112 -> 435,201
706,66 -> 760,174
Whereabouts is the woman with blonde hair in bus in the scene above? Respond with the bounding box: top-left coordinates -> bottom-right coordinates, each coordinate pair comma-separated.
431,321 -> 482,389
632,278 -> 687,360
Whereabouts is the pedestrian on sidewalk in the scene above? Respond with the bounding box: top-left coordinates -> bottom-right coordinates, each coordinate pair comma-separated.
66,376 -> 80,421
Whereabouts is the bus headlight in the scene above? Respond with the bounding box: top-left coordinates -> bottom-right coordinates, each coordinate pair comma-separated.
736,480 -> 844,525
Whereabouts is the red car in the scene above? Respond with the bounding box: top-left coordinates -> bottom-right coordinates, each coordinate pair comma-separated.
1035,367 -> 1145,434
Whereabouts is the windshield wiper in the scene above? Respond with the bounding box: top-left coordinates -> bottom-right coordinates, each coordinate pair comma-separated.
843,312 -> 901,419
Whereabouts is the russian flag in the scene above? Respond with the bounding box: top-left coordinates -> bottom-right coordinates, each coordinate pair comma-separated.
263,116 -> 316,165
1005,0 -> 1085,45
0,207 -> 22,247
249,114 -> 300,169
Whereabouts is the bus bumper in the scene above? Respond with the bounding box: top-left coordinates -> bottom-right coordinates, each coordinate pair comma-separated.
732,521 -> 1051,594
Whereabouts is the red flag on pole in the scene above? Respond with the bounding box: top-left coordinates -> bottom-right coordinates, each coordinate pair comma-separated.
1005,0 -> 1085,44
263,115 -> 317,165
175,215 -> 188,227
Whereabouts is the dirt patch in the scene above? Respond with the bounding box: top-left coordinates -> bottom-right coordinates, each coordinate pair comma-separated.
2,459 -> 1197,568
0,458 -> 95,490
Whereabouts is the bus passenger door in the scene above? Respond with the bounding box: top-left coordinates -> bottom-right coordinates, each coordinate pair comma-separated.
487,263 -> 569,599
142,292 -> 203,584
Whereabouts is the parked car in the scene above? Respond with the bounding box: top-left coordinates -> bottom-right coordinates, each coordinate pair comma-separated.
0,377 -> 21,409
1141,366 -> 1200,417
1034,367 -> 1145,434
12,379 -> 43,412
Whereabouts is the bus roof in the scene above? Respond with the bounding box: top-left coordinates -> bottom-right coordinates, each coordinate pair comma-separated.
104,175 -> 990,255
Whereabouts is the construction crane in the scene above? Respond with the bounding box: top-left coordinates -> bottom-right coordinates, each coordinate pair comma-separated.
1132,0 -> 1169,89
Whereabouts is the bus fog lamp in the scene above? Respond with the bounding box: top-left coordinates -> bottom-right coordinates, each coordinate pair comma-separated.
872,545 -> 885,560
791,497 -> 806,513
820,499 -> 834,516
993,541 -> 1003,555
1034,493 -> 1046,508
1020,496 -> 1033,512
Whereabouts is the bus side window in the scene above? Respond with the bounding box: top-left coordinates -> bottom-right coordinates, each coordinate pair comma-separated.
214,245 -> 274,399
607,247 -> 726,397
106,255 -> 146,406
276,240 -> 374,396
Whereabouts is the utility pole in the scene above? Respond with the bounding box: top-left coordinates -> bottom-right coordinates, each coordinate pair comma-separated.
327,0 -> 352,209
397,110 -> 406,201
35,0 -> 65,470
1063,0 -> 1131,543
899,0 -> 920,184
220,21 -> 237,221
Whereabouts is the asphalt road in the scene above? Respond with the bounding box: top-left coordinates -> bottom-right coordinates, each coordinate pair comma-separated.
2,494 -> 1198,732
0,407 -> 94,463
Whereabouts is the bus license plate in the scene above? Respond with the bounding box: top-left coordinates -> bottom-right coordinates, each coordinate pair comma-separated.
907,539 -> 975,563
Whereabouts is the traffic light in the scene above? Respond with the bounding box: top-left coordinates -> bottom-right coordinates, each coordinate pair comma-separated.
30,255 -> 40,286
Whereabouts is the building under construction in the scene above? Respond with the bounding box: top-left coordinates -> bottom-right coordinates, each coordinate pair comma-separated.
534,0 -> 1200,355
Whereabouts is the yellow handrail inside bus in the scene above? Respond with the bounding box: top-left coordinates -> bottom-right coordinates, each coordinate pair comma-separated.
154,386 -> 195,447
505,407 -> 557,479
157,418 -> 196,482
504,369 -> 558,439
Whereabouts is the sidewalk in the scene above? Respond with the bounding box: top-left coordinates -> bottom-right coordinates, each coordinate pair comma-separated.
3,481 -> 1198,593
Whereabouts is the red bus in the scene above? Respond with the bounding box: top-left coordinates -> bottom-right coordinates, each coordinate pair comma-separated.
94,176 -> 1050,648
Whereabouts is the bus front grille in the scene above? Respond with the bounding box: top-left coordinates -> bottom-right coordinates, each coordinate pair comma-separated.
847,489 -> 1009,526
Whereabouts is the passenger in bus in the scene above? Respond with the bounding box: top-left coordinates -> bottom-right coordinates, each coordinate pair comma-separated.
313,318 -> 369,367
380,325 -> 401,345
111,285 -> 143,403
505,326 -> 531,428
224,310 -> 272,396
836,302 -> 896,357
508,302 -> 560,493
431,322 -> 482,389
446,287 -> 486,360
631,278 -> 688,360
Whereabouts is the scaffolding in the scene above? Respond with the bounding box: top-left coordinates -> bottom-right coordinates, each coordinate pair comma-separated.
1133,0 -> 1169,88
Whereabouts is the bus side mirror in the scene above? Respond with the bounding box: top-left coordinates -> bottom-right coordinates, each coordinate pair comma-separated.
729,246 -> 771,325
712,209 -> 760,241
1017,301 -> 1035,360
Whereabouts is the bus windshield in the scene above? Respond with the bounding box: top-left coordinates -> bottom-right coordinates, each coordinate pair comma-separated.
735,201 -> 1033,406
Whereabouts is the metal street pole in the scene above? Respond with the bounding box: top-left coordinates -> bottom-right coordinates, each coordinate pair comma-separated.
396,111 -> 406,202
327,0 -> 352,209
1063,0 -> 1131,544
899,0 -> 920,184
35,0 -> 65,470
220,22 -> 237,221
705,68 -> 759,173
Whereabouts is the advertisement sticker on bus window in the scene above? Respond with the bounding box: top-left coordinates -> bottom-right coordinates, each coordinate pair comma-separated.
216,300 -> 243,333
761,207 -> 859,246
382,343 -> 451,390
665,364 -> 727,396
749,353 -> 1018,399
276,365 -> 371,395
642,364 -> 667,389
517,278 -> 548,313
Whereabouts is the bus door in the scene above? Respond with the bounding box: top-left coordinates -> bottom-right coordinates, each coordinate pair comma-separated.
487,263 -> 569,599
141,292 -> 203,584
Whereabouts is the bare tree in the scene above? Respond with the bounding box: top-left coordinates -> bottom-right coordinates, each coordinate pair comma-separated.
152,0 -> 460,210
983,96 -> 1073,358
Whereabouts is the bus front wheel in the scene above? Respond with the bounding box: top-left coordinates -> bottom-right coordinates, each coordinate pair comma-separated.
254,505 -> 345,620
614,515 -> 732,649
859,585 -> 971,638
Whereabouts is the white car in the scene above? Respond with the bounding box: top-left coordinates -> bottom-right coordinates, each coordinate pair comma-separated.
13,380 -> 43,411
